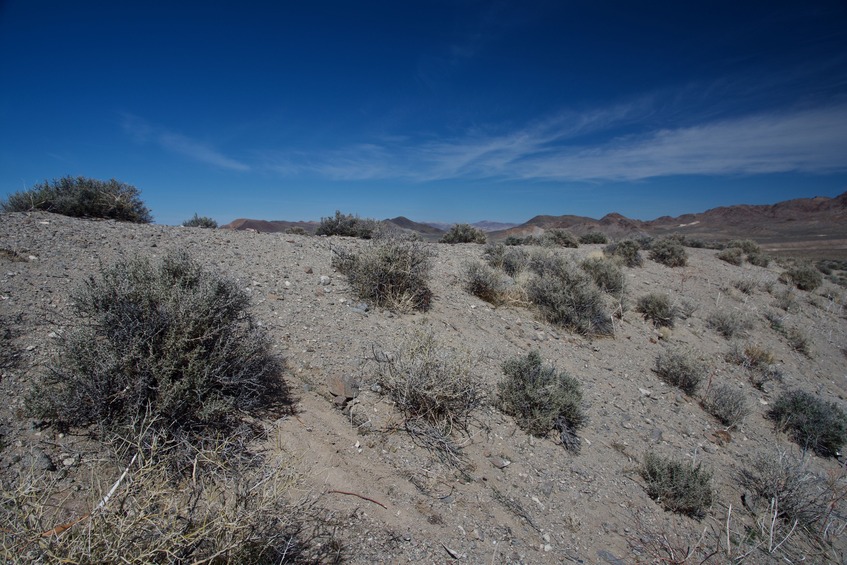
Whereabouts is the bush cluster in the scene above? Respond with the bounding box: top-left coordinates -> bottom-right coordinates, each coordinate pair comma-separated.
701,383 -> 750,428
27,251 -> 285,466
440,223 -> 486,244
641,452 -> 713,518
717,247 -> 743,266
373,328 -> 482,465
1,176 -> 152,223
542,229 -> 579,248
706,309 -> 751,339
781,264 -> 823,292
649,238 -> 688,267
580,257 -> 625,295
333,237 -> 434,311
768,390 -> 847,457
726,239 -> 761,254
604,239 -> 643,267
182,213 -> 218,228
525,253 -> 612,336
578,231 -> 608,244
636,293 -> 677,328
655,346 -> 706,395
317,210 -> 378,238
463,261 -> 508,305
485,243 -> 529,277
747,253 -> 771,268
499,351 -> 585,452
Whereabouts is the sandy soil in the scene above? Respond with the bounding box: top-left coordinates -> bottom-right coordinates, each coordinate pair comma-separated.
1,211 -> 846,563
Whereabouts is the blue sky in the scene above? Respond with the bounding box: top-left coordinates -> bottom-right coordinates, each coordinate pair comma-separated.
2,1 -> 846,225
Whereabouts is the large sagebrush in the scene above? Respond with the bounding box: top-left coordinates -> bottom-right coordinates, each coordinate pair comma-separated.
28,251 -> 285,466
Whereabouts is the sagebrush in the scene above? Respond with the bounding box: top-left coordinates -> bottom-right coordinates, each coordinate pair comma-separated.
701,383 -> 749,428
1,176 -> 152,223
649,238 -> 688,267
27,251 -> 285,467
440,223 -> 486,244
655,346 -> 706,395
636,293 -> 677,328
182,213 -> 218,228
604,239 -> 643,267
641,452 -> 713,518
333,237 -> 434,311
768,390 -> 847,458
317,210 -> 378,238
499,351 -> 585,452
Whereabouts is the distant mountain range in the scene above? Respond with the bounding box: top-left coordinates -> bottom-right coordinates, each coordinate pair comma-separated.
221,191 -> 847,257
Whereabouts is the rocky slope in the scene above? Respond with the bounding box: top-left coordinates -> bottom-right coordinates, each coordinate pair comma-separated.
1,212 -> 846,563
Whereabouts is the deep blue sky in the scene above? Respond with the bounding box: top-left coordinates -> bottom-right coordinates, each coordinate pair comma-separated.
2,1 -> 847,225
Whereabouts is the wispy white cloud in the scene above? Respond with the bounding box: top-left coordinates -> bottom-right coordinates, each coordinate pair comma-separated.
120,114 -> 250,172
264,102 -> 847,183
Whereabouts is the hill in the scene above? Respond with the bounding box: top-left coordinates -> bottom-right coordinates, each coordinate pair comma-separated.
3,211 -> 845,563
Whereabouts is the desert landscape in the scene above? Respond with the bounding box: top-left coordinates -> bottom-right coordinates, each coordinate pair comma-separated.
1,190 -> 846,563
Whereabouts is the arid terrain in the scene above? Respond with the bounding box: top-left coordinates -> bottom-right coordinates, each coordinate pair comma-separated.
1,211 -> 846,563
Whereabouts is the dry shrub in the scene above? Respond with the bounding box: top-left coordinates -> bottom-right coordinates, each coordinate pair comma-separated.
747,253 -> 771,268
604,239 -> 643,267
316,210 -> 378,238
741,449 -> 847,537
542,228 -> 579,248
332,237 -> 434,312
700,383 -> 749,428
182,213 -> 217,228
732,278 -> 756,295
484,243 -> 529,277
580,256 -> 625,295
526,253 -> 612,336
641,452 -> 713,518
725,342 -> 774,369
772,289 -> 798,312
636,293 -> 677,328
649,238 -> 688,267
578,231 -> 608,244
499,351 -> 585,452
769,390 -> 847,458
26,251 -> 286,469
1,176 -> 152,223
440,223 -> 486,244
781,264 -> 823,292
373,327 -> 482,465
655,346 -> 706,395
463,261 -> 508,305
0,446 -> 338,564
785,326 -> 812,357
717,247 -> 744,266
706,309 -> 752,339
726,239 -> 761,254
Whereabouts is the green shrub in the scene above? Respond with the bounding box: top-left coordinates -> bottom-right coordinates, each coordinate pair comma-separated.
701,383 -> 749,428
655,346 -> 706,395
781,264 -> 823,291
542,229 -> 579,248
726,239 -> 761,254
373,328 -> 482,465
182,213 -> 218,228
440,223 -> 486,244
604,239 -> 643,267
641,452 -> 713,518
1,176 -> 152,223
26,251 -> 284,467
332,238 -> 434,311
578,232 -> 608,244
717,247 -> 743,266
503,235 -> 525,246
649,238 -> 688,267
769,390 -> 847,457
747,253 -> 771,268
499,351 -> 585,452
526,254 -> 612,336
316,210 -> 378,238
580,257 -> 625,295
463,261 -> 507,304
636,293 -> 677,328
706,309 -> 751,339
285,226 -> 308,235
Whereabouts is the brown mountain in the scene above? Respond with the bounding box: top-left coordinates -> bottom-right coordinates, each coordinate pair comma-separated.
221,218 -> 319,234
493,191 -> 847,257
384,216 -> 444,235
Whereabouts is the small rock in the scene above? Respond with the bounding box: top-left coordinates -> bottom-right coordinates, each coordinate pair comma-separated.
63,457 -> 75,467
305,267 -> 313,274
327,374 -> 359,399
31,448 -> 55,472
651,428 -> 664,443
26,345 -> 36,351
638,388 -> 652,397
489,455 -> 511,469
319,275 -> 331,285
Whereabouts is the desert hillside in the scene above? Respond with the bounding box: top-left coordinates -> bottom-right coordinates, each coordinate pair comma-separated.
1,212 -> 846,564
